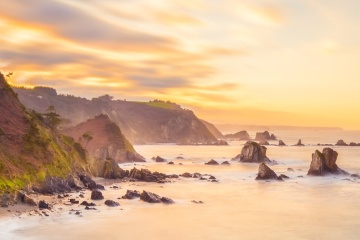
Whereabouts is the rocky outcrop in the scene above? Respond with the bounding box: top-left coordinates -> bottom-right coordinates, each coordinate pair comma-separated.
259,140 -> 269,145
200,119 -> 223,138
128,168 -> 167,182
279,140 -> 286,146
88,158 -> 128,179
62,115 -> 145,163
307,148 -> 347,176
255,131 -> 276,141
140,191 -> 174,204
335,140 -> 348,146
205,159 -> 219,165
234,141 -> 270,163
104,200 -> 120,207
295,139 -> 304,146
224,130 -> 250,140
255,163 -> 278,180
221,161 -> 230,165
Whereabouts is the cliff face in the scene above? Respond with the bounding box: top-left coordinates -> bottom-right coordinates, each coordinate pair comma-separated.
0,73 -> 87,192
200,119 -> 223,139
14,88 -> 219,144
61,114 -> 145,163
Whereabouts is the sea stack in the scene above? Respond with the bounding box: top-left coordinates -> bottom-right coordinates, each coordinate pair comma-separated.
307,148 -> 347,176
234,141 -> 271,163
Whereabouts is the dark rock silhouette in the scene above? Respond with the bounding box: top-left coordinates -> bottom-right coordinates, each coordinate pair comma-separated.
234,141 -> 270,163
255,163 -> 278,180
255,131 -> 277,141
279,140 -> 286,146
205,159 -> 219,165
307,148 -> 347,176
91,190 -> 104,200
224,130 -> 250,140
335,140 -> 347,146
295,139 -> 304,146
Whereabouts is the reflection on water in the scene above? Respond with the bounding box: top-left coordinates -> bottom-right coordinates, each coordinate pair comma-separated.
1,130 -> 360,239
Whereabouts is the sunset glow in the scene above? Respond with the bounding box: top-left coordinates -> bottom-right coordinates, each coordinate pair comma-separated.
1,0 -> 360,129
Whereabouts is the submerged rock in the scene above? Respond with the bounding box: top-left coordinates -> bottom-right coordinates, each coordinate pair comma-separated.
205,159 -> 219,165
235,141 -> 271,163
91,190 -> 104,200
140,191 -> 162,203
152,156 -> 167,162
255,163 -> 278,180
307,148 -> 347,176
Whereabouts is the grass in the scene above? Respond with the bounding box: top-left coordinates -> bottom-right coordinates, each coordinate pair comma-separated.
133,101 -> 180,110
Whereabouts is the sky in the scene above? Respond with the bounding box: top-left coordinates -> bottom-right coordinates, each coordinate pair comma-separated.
0,0 -> 360,129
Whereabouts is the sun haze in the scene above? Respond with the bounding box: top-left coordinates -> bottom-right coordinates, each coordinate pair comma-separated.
0,0 -> 359,129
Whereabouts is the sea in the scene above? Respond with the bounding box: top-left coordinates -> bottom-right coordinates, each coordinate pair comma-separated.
1,129 -> 360,240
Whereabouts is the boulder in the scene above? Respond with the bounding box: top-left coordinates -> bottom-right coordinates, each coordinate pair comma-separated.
221,161 -> 230,165
192,173 -> 202,178
236,141 -> 270,163
167,161 -> 174,165
205,159 -> 219,165
335,140 -> 347,146
17,192 -> 37,206
180,172 -> 192,178
295,139 -> 304,146
79,175 -> 97,190
91,190 -> 104,200
278,140 -> 286,146
80,201 -> 96,207
38,200 -> 50,209
349,142 -> 357,146
255,163 -> 278,180
122,190 -> 141,199
104,200 -> 120,207
140,191 -> 162,203
152,156 -> 167,162
307,148 -> 347,176
128,168 -> 166,182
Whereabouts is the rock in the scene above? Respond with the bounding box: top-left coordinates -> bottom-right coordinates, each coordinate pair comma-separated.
214,139 -> 228,145
255,163 -> 278,180
211,179 -> 219,182
209,176 -> 216,180
69,199 -> 79,204
152,156 -> 167,162
180,172 -> 192,178
349,142 -> 357,146
205,159 -> 219,165
79,175 -> 97,190
357,143 -> 360,146
17,192 -> 37,206
122,190 -> 141,199
259,140 -> 269,145
351,174 -> 360,178
221,161 -> 230,165
287,168 -> 294,172
236,141 -> 270,163
295,139 -> 304,146
224,130 -> 250,140
192,173 -> 202,178
335,140 -> 347,146
104,200 -> 120,207
80,201 -> 96,207
85,206 -> 97,210
307,148 -> 347,176
167,161 -> 174,165
38,200 -> 50,209
128,168 -> 166,182
176,156 -> 184,159
88,158 -> 128,179
160,197 -> 175,204
140,191 -> 162,203
278,140 -> 286,146
279,174 -> 289,179
255,131 -> 276,141
91,190 -> 104,200
200,177 -> 207,180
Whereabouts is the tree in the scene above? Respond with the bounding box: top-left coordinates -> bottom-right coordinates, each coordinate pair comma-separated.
43,105 -> 62,130
79,131 -> 93,149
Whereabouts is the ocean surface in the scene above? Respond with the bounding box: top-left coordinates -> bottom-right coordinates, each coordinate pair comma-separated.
1,130 -> 360,240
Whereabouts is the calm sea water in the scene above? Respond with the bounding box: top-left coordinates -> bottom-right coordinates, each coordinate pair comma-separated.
1,130 -> 360,240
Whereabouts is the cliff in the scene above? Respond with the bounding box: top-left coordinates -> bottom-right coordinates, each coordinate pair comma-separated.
0,73 -> 88,193
14,88 -> 219,144
61,114 -> 145,163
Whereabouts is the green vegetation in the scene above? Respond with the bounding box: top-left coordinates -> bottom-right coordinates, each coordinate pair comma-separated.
43,105 -> 62,130
134,99 -> 181,110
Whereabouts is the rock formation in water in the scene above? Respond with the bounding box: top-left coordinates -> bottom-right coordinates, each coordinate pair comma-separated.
88,158 -> 128,179
205,159 -> 219,165
233,141 -> 270,163
278,140 -> 286,146
255,163 -> 279,180
14,87 -> 219,144
335,140 -> 348,146
224,130 -> 250,140
295,139 -> 304,146
307,148 -> 347,176
0,72 -> 89,194
62,114 -> 145,163
259,140 -> 269,145
255,131 -> 277,141
152,156 -> 167,162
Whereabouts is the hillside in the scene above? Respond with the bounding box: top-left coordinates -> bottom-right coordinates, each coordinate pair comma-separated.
61,114 -> 145,163
14,88 -> 219,144
0,73 -> 88,193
